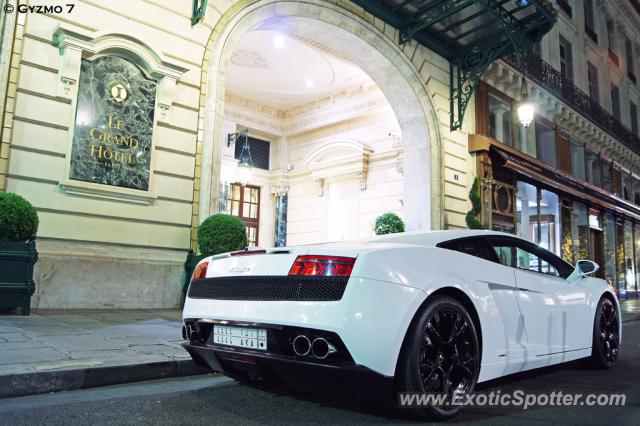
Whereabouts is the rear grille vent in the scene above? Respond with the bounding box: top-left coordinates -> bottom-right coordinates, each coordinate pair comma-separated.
187,276 -> 348,301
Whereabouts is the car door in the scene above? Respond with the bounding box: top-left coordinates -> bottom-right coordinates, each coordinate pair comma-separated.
487,237 -> 590,357
437,237 -> 528,364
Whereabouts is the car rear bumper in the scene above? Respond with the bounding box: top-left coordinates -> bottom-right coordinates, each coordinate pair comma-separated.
183,277 -> 426,376
183,342 -> 393,400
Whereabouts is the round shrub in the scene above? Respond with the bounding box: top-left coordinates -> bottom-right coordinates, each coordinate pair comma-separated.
197,214 -> 248,256
0,192 -> 39,242
374,212 -> 405,235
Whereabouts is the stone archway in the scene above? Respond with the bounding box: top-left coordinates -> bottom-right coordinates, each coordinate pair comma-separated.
198,0 -> 442,233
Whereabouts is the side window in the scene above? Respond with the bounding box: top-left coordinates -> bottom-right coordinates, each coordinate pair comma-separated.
437,237 -> 497,262
492,244 -> 516,267
536,246 -> 574,279
489,238 -> 561,277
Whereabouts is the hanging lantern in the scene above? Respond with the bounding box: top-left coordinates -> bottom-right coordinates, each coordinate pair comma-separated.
517,74 -> 534,127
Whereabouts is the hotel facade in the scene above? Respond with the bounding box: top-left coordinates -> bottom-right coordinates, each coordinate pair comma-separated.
0,0 -> 638,308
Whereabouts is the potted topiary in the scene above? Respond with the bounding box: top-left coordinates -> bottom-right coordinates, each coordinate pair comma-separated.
182,214 -> 248,305
197,213 -> 248,256
374,212 -> 405,235
0,193 -> 38,315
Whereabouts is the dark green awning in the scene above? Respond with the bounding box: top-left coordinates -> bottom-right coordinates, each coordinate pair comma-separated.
350,0 -> 556,130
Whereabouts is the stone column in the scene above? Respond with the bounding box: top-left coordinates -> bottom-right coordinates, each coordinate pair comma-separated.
273,183 -> 289,247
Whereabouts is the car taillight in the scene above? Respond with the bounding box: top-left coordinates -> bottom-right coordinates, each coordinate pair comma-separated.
192,261 -> 209,280
289,255 -> 356,277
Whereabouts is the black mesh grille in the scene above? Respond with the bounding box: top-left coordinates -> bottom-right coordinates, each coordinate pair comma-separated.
234,136 -> 270,170
187,276 -> 348,301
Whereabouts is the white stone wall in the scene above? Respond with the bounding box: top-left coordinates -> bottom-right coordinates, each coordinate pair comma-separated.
220,85 -> 403,246
0,1 -> 217,308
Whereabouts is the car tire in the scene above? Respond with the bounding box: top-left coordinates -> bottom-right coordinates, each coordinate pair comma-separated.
585,297 -> 620,369
395,295 -> 480,420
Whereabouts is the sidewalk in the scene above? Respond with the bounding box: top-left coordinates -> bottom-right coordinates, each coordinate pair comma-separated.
620,298 -> 640,321
0,309 -> 208,398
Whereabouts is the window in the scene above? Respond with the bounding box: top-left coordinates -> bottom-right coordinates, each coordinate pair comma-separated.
488,238 -> 572,278
436,237 -> 497,263
631,101 -> 639,135
625,220 -> 636,293
626,37 -> 636,82
559,36 -> 573,81
587,62 -> 599,103
616,219 -> 626,292
570,138 -> 585,180
488,93 -> 513,145
557,0 -> 572,17
603,213 -> 617,286
515,117 -> 536,157
571,201 -> 589,261
607,19 -> 616,51
584,0 -> 596,42
536,120 -> 556,167
223,183 -> 260,246
623,171 -> 632,200
532,41 -> 542,58
603,161 -> 613,192
234,136 -> 271,170
585,149 -> 602,187
634,176 -> 640,204
538,190 -> 561,255
516,181 -> 538,245
611,84 -> 621,119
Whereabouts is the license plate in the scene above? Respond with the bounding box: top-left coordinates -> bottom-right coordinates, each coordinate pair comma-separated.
212,325 -> 267,351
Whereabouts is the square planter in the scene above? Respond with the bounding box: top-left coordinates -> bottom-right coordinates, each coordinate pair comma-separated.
0,240 -> 37,315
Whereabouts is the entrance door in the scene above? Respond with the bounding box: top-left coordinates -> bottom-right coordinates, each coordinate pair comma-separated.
589,229 -> 605,279
327,179 -> 359,241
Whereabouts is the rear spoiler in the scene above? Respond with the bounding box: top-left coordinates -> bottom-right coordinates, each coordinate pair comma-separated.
211,247 -> 291,260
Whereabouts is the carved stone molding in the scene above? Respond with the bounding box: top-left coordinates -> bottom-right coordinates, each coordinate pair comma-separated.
484,59 -> 640,171
313,179 -> 324,197
52,23 -> 188,122
304,141 -> 373,192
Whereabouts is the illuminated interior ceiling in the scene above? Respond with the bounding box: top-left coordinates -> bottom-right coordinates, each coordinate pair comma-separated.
349,0 -> 556,130
225,30 -> 375,109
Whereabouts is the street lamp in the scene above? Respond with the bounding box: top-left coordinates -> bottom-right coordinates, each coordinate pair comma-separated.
517,73 -> 534,127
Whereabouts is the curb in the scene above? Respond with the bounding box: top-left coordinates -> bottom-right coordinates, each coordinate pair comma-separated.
0,359 -> 211,399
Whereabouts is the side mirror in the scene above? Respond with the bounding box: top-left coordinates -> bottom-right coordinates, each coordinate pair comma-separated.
566,260 -> 599,283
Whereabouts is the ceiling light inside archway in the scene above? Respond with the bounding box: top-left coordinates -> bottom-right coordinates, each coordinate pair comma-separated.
305,78 -> 314,88
273,34 -> 285,48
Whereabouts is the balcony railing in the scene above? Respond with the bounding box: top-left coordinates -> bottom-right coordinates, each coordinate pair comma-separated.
504,53 -> 640,156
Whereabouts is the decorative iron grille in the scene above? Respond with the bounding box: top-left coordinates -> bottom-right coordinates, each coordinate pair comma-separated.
235,136 -> 270,170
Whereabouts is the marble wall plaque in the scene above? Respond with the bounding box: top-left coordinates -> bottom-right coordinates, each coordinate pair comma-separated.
69,56 -> 157,190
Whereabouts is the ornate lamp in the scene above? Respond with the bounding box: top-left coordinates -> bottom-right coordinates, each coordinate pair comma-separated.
517,73 -> 534,127
227,128 -> 253,168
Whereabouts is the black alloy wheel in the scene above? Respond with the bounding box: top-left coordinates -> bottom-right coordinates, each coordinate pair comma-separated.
587,297 -> 620,369
396,295 -> 480,420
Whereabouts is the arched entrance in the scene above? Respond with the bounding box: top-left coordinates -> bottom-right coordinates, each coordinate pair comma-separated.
198,0 -> 442,236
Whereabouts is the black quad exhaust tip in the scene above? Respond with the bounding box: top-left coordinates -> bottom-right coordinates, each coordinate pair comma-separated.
311,338 -> 337,359
292,335 -> 311,356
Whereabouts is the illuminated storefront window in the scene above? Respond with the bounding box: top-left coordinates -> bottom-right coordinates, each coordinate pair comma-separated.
624,220 -> 635,297
571,201 -> 589,261
616,220 -> 626,295
604,213 -> 617,286
516,181 -> 538,244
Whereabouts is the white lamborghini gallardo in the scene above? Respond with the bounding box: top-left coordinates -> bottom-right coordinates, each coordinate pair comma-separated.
182,230 -> 621,419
